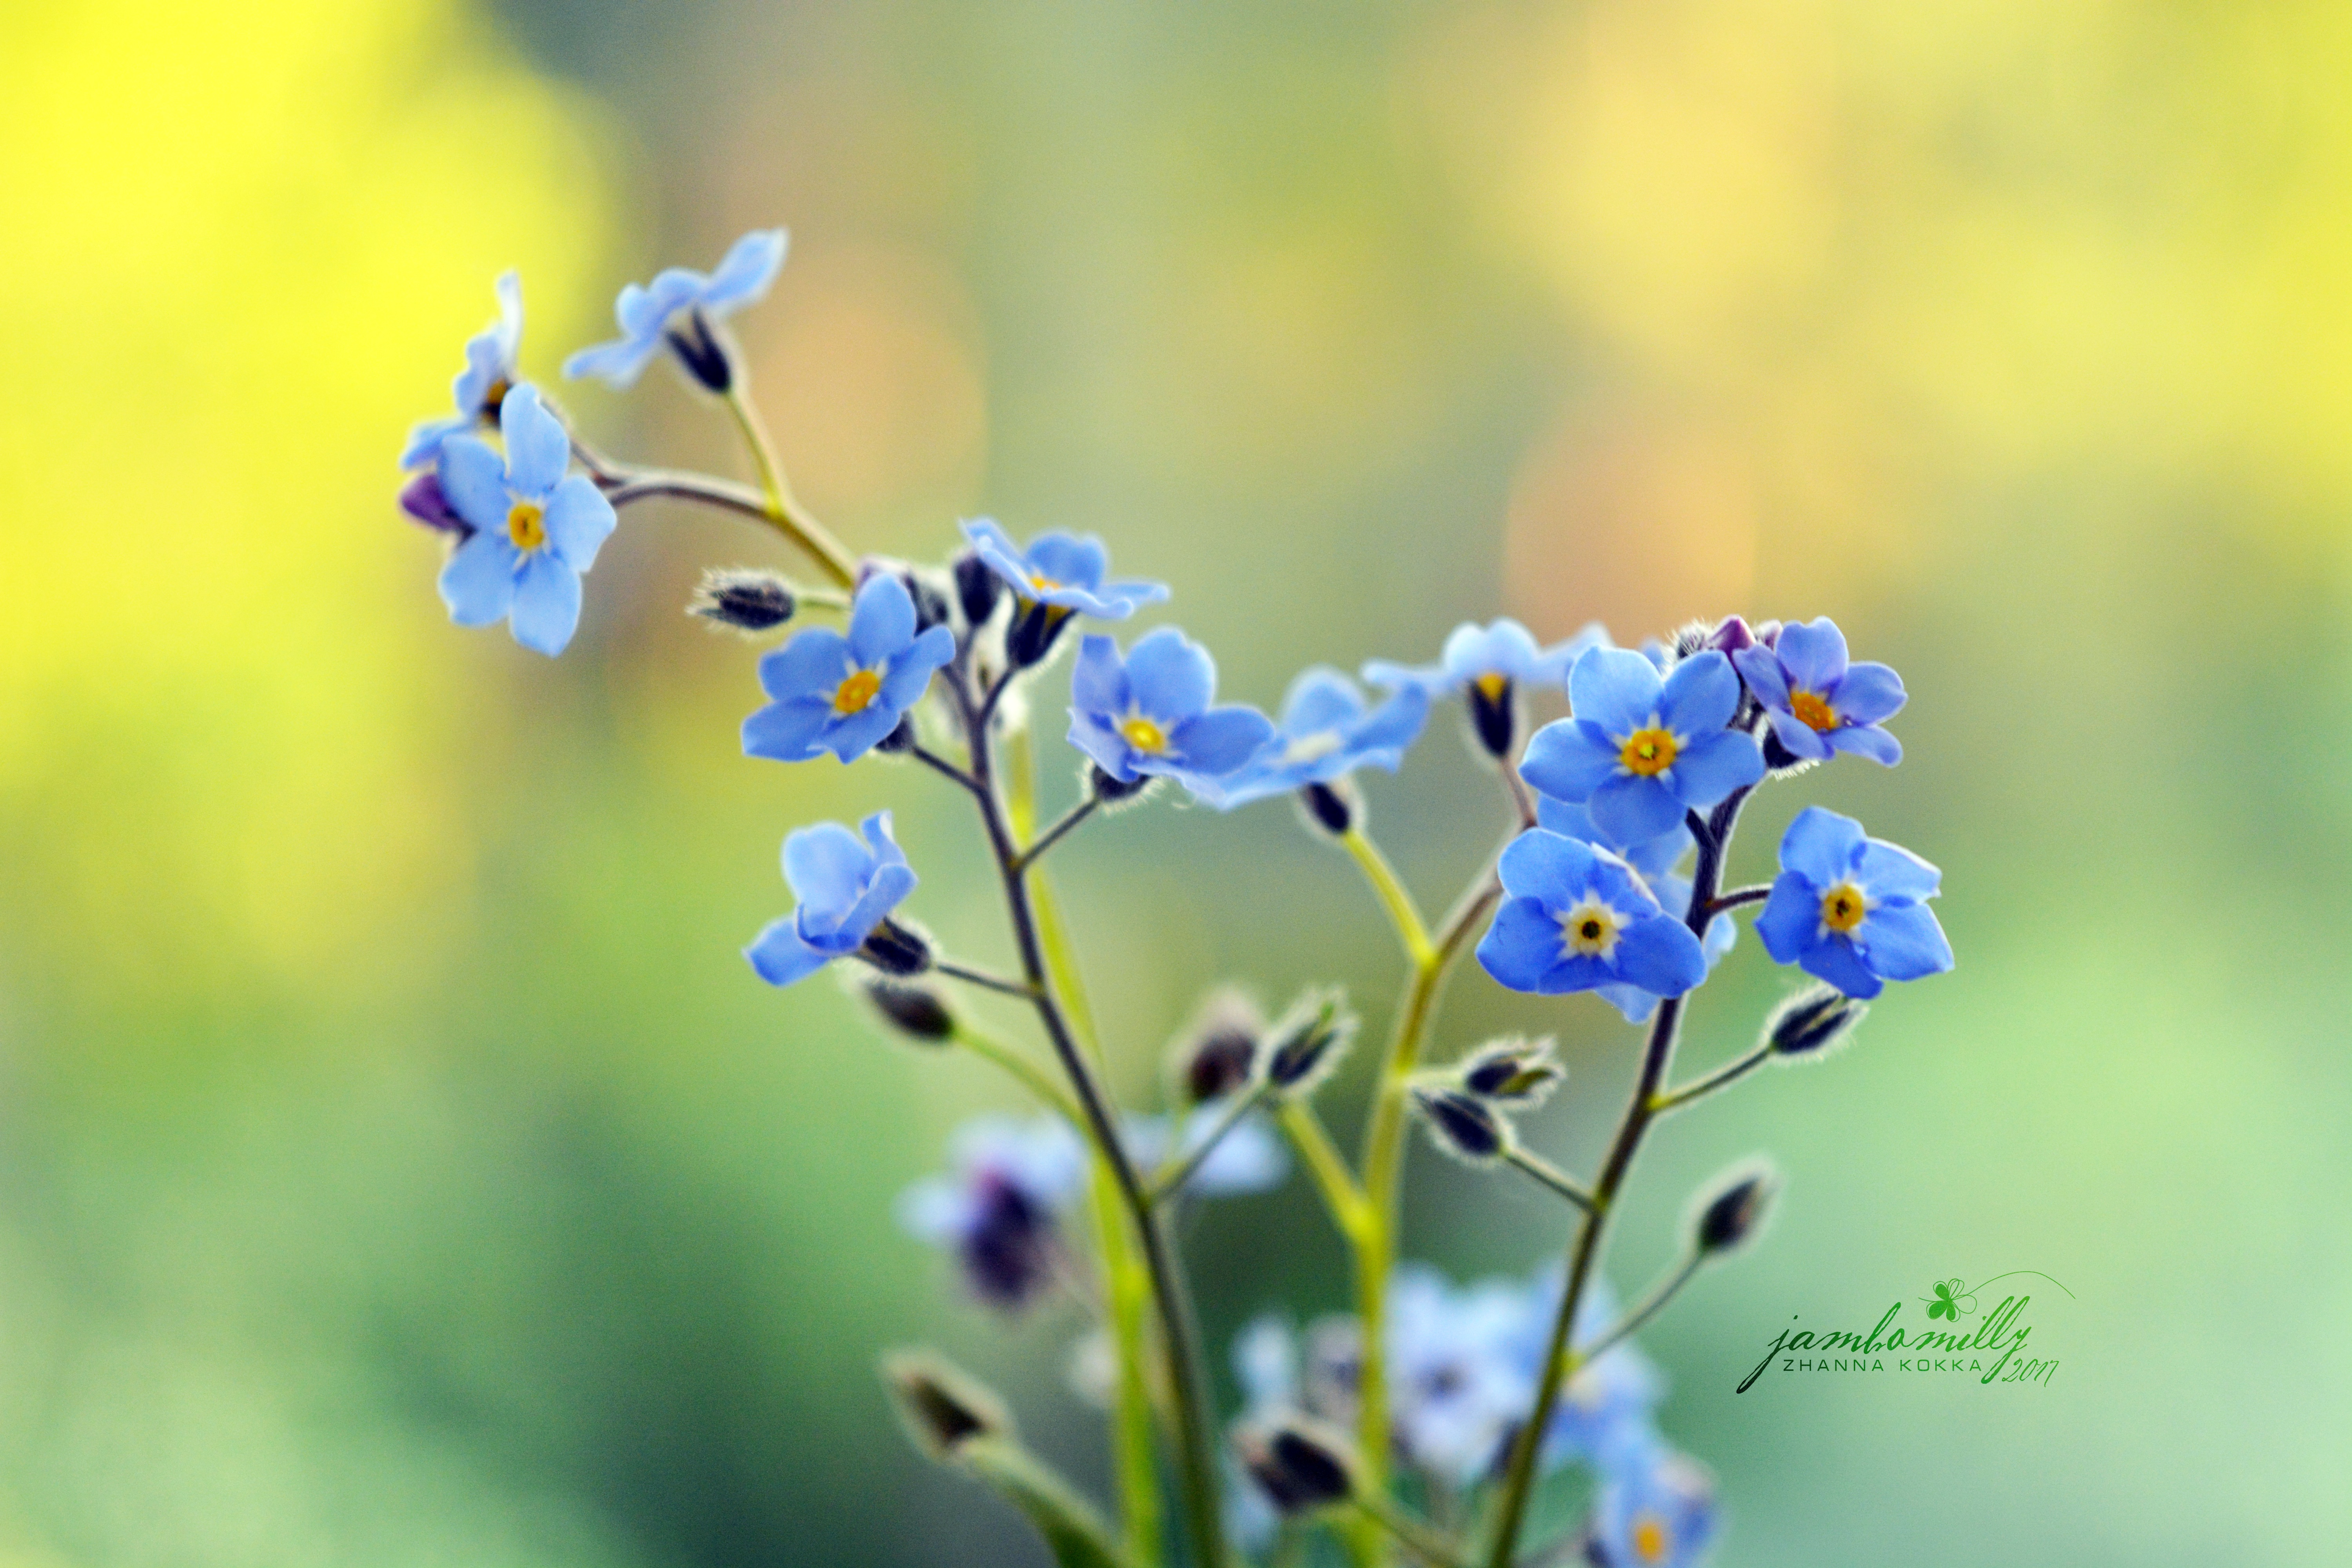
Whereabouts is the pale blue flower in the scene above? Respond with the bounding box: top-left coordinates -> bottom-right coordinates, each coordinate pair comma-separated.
1476,830 -> 1710,1002
1126,1104 -> 1289,1196
564,229 -> 788,388
1215,668 -> 1430,808
1590,1445 -> 1719,1568
1363,619 -> 1606,700
1067,628 -> 1276,799
434,385 -> 616,656
1733,617 -> 1906,766
1535,798 -> 1735,1024
401,270 -> 523,470
898,1115 -> 1087,1310
743,811 -> 916,987
960,517 -> 1169,619
1519,648 -> 1765,846
1755,808 -> 1953,999
742,574 -> 956,764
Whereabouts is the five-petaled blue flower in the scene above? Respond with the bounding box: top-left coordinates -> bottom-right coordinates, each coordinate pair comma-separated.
1733,617 -> 1906,766
435,385 -> 617,657
1535,798 -> 1734,1023
1589,1443 -> 1719,1568
1215,667 -> 1430,808
897,1114 -> 1088,1311
742,574 -> 956,764
961,517 -> 1170,620
401,270 -> 524,471
1755,807 -> 1953,999
1477,829 -> 1709,1001
1067,628 -> 1276,799
1364,618 -> 1604,701
744,811 -> 918,987
564,229 -> 788,388
1519,647 -> 1764,846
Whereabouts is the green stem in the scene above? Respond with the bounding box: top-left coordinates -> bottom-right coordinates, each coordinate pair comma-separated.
1277,1100 -> 1370,1240
1150,1080 -> 1274,1204
1342,829 -> 1434,968
1650,1042 -> 1773,1114
1503,1147 -> 1595,1212
1350,1495 -> 1467,1568
1575,1253 -> 1703,1366
720,387 -> 858,588
951,1021 -> 1085,1127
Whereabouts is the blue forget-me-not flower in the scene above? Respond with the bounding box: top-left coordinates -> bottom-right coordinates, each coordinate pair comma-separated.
401,270 -> 524,471
1534,798 -> 1735,1024
1755,807 -> 1952,999
744,811 -> 918,987
1519,647 -> 1764,846
1477,829 -> 1710,1003
961,517 -> 1170,620
742,574 -> 956,764
434,385 -> 617,657
1214,667 -> 1430,809
1589,1444 -> 1719,1568
564,229 -> 787,389
897,1115 -> 1088,1311
1366,619 -> 1606,759
1067,628 -> 1275,800
1733,617 -> 1906,767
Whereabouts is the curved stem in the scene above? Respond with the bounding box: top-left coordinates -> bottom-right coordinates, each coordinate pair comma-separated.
1278,1099 -> 1370,1238
723,387 -> 859,588
1575,1253 -> 1703,1367
1651,1042 -> 1773,1114
934,959 -> 1038,1000
1483,788 -> 1750,1568
1503,1147 -> 1595,1213
1343,829 -> 1434,968
1149,1080 -> 1274,1204
950,1021 -> 1086,1127
1704,884 -> 1772,917
1016,795 -> 1101,875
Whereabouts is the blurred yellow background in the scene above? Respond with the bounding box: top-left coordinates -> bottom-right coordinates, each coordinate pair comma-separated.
2,0 -> 2347,1563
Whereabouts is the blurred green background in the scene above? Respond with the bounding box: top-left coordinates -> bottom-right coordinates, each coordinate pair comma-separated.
4,0 -> 2349,1563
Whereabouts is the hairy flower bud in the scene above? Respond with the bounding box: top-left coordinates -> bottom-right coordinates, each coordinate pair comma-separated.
1006,600 -> 1074,670
1087,766 -> 1158,808
398,471 -> 471,537
1765,985 -> 1866,1058
662,307 -> 736,393
862,977 -> 955,1043
858,916 -> 933,977
882,1349 -> 1012,1461
1457,1035 -> 1563,1108
953,548 -> 1003,630
1691,1160 -> 1779,1257
1265,988 -> 1356,1097
689,567 -> 797,633
1411,1086 -> 1513,1166
1296,779 -> 1357,837
1168,989 -> 1267,1106
1234,1417 -> 1357,1513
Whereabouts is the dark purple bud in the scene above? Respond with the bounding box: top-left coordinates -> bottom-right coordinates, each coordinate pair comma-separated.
858,917 -> 933,976
1458,1035 -> 1563,1107
399,472 -> 470,536
1087,766 -> 1155,805
961,1174 -> 1062,1308
1412,1086 -> 1512,1165
1235,1418 -> 1357,1513
1266,989 -> 1355,1096
1766,985 -> 1865,1058
1297,779 -> 1356,836
1169,990 -> 1266,1106
1007,599 -> 1073,669
863,977 -> 955,1043
1709,615 -> 1757,653
953,549 -> 1003,630
663,307 -> 735,393
1692,1160 -> 1779,1256
1466,674 -> 1517,759
689,567 -> 797,633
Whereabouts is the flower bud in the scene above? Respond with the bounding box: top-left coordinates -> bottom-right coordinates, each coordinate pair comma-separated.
1087,766 -> 1158,807
1006,600 -> 1073,670
858,917 -> 933,977
1296,779 -> 1356,837
1167,989 -> 1266,1106
1691,1160 -> 1779,1257
1457,1035 -> 1563,1108
1765,985 -> 1866,1058
875,715 -> 917,755
1234,1417 -> 1357,1514
881,1349 -> 1011,1461
953,549 -> 1003,630
1759,728 -> 1813,774
862,977 -> 955,1043
399,472 -> 471,537
1466,673 -> 1516,759
1708,615 -> 1757,654
662,307 -> 736,393
1265,988 -> 1356,1097
688,567 -> 797,633
1410,1086 -> 1512,1166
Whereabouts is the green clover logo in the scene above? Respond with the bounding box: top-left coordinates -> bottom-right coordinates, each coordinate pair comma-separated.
1922,1278 -> 1976,1321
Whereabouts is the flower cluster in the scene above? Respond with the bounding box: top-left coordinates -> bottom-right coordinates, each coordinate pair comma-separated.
397,231 -> 1958,1568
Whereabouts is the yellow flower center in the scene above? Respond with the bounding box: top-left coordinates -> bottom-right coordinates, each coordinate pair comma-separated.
833,668 -> 883,716
1819,880 -> 1868,933
1632,1512 -> 1672,1563
1560,895 -> 1622,959
1120,715 -> 1169,754
1790,689 -> 1837,731
506,501 -> 546,551
1619,726 -> 1678,776
479,377 -> 512,418
1473,671 -> 1510,701
1027,573 -> 1060,596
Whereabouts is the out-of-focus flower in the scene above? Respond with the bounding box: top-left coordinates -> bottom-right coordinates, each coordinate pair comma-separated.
1733,617 -> 1906,767
742,574 -> 955,764
744,812 -> 918,987
1365,619 -> 1605,759
1476,830 -> 1709,1002
1589,1445 -> 1719,1568
1519,648 -> 1763,846
1385,1264 -> 1537,1487
897,1115 -> 1087,1310
564,229 -> 787,388
1126,1104 -> 1290,1195
401,270 -> 524,470
1504,1271 -> 1665,1476
1755,808 -> 1953,1000
434,386 -> 616,656
961,518 -> 1169,620
1215,668 -> 1429,808
1067,628 -> 1275,800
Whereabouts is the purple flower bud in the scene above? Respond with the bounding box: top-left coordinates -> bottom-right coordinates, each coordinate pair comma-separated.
398,472 -> 471,536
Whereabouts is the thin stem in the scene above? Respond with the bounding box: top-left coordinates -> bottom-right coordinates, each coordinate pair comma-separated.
1651,1042 -> 1773,1113
910,742 -> 985,798
949,1022 -> 1085,1127
1498,754 -> 1540,831
1277,1099 -> 1370,1238
1575,1253 -> 1704,1366
1343,828 -> 1435,968
1351,1496 -> 1467,1568
1503,1147 -> 1595,1213
934,959 -> 1038,1000
1483,788 -> 1751,1568
722,388 -> 859,589
1149,1081 -> 1274,1204
956,680 -> 1231,1568
1705,884 -> 1772,916
1016,795 -> 1101,875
